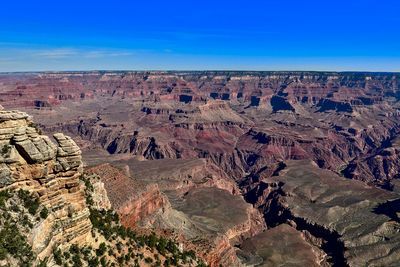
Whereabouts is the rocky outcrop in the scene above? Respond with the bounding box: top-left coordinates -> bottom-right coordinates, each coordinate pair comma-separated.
0,109 -> 91,261
194,236 -> 240,267
86,172 -> 111,211
85,164 -> 169,229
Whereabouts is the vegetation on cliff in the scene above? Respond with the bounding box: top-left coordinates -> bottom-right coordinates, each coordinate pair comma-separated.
0,174 -> 209,267
78,173 -> 208,267
0,189 -> 47,266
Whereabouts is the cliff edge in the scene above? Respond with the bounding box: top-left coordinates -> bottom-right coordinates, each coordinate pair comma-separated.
0,108 -> 91,264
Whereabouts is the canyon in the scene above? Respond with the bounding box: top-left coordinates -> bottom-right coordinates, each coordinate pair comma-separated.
1,71 -> 400,266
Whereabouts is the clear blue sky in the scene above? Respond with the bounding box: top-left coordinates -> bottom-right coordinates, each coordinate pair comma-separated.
0,0 -> 399,72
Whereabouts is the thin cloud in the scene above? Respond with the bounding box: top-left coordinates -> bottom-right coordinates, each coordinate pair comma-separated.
12,48 -> 137,59
108,52 -> 133,57
35,49 -> 78,58
84,51 -> 133,58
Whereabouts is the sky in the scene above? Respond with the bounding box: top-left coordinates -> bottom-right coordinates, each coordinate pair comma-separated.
0,0 -> 399,72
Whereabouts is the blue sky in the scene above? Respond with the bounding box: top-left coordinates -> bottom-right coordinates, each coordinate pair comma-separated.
0,0 -> 399,72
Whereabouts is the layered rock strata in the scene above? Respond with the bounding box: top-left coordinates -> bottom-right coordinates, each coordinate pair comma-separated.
85,163 -> 168,228
0,109 -> 91,260
9,71 -> 400,188
86,163 -> 266,266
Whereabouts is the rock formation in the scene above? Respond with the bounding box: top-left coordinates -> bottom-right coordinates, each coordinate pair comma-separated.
85,164 -> 169,228
0,109 -> 91,263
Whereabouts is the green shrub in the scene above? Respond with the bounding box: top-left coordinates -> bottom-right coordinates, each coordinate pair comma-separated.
0,221 -> 34,264
0,190 -> 11,209
72,253 -> 83,267
148,232 -> 157,248
69,244 -> 80,255
88,257 -> 99,267
37,257 -> 48,267
10,204 -> 20,212
117,256 -> 124,265
96,242 -> 106,256
17,189 -> 40,215
116,242 -> 122,253
27,198 -> 40,215
40,207 -> 49,219
0,245 -> 7,260
54,249 -> 63,265
100,257 -> 107,267
1,144 -> 9,156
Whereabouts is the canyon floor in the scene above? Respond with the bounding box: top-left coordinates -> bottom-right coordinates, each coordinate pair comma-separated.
2,71 -> 400,266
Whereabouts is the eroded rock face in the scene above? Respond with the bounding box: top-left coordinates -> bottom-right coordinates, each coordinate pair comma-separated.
111,158 -> 240,195
0,109 -> 91,260
244,160 -> 400,266
86,163 -> 266,266
85,164 -> 169,228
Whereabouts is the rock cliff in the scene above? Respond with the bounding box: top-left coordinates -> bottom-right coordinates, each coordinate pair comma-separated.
0,109 -> 91,264
86,163 -> 266,266
85,163 -> 169,229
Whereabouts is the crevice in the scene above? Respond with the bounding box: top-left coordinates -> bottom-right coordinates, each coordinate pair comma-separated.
14,143 -> 35,164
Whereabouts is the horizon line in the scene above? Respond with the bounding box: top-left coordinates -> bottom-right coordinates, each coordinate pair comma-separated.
1,69 -> 399,75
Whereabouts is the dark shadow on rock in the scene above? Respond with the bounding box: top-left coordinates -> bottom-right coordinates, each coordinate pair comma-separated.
373,199 -> 400,222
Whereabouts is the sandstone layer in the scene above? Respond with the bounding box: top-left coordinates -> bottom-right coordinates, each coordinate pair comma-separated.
0,109 -> 91,262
